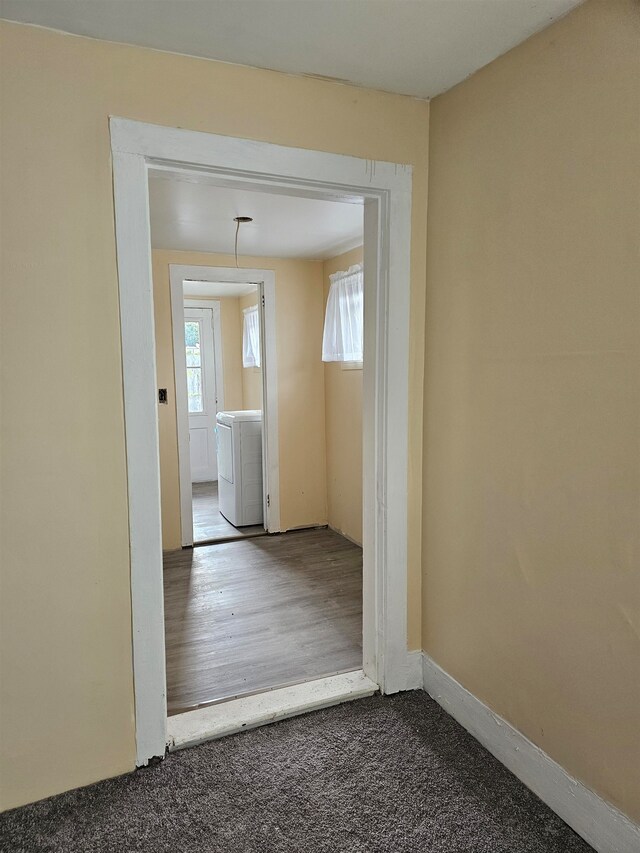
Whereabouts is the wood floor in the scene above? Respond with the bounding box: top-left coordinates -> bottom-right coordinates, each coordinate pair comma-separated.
192,480 -> 265,543
163,528 -> 363,716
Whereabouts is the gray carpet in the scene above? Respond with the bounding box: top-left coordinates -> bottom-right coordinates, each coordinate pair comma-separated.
0,691 -> 593,853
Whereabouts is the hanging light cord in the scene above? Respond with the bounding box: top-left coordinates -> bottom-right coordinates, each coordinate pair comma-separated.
233,216 -> 253,269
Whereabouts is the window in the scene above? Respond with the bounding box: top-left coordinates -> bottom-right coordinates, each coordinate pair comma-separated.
243,304 -> 261,368
322,263 -> 363,365
184,319 -> 204,413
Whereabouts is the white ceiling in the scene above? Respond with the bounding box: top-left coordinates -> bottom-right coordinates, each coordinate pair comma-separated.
148,173 -> 364,260
1,0 -> 583,99
184,281 -> 257,299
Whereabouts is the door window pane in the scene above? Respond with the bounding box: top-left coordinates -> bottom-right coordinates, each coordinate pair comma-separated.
186,367 -> 203,413
185,320 -> 204,412
185,321 -> 201,367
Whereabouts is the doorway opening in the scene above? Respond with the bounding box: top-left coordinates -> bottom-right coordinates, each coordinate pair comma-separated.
111,117 -> 413,765
151,170 -> 367,717
168,263 -> 280,547
185,294 -> 265,544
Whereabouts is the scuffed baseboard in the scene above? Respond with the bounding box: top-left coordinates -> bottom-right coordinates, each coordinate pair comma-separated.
417,653 -> 639,853
403,649 -> 425,691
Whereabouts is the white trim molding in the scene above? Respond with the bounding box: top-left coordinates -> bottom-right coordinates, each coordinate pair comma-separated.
403,650 -> 425,691
109,117 -> 413,765
111,150 -> 167,764
421,654 -> 640,853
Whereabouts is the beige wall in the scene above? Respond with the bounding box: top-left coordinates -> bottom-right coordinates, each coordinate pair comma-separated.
0,21 -> 428,809
423,0 -> 640,821
323,246 -> 364,545
153,249 -> 328,551
160,244 -> 365,549
239,292 -> 263,411
218,297 -> 244,411
2,0 -> 638,825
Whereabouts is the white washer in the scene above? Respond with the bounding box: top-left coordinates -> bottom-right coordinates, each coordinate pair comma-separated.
216,410 -> 263,527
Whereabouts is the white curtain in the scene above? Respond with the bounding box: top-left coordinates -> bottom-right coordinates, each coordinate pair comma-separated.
322,263 -> 363,362
243,304 -> 261,368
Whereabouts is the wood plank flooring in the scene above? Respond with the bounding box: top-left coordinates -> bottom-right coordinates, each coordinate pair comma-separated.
192,480 -> 265,543
163,528 -> 363,716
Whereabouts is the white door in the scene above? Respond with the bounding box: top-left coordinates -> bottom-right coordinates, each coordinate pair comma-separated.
184,307 -> 218,482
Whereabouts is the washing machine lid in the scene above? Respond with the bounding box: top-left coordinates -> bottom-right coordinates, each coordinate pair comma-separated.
216,409 -> 262,425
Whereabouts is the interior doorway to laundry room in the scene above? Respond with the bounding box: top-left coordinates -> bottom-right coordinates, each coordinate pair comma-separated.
147,168 -> 367,719
185,293 -> 263,544
171,272 -> 272,547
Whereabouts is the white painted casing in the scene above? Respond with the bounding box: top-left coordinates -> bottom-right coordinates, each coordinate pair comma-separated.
110,116 -> 413,767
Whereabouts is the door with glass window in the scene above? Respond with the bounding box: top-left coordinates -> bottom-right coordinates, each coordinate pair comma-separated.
184,307 -> 218,482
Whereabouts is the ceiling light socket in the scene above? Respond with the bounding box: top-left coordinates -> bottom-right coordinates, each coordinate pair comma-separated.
234,216 -> 253,223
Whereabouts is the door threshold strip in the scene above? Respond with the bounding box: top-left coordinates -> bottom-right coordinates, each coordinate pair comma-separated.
192,530 -> 268,547
167,666 -> 364,717
166,670 -> 378,753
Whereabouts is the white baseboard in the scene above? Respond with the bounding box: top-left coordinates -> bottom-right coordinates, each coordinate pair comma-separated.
403,649 -> 425,690
420,653 -> 639,853
327,524 -> 363,548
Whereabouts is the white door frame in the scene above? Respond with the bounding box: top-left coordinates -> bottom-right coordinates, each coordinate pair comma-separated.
170,267 -> 280,545
110,116 -> 413,765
